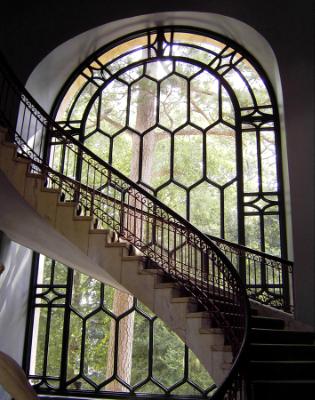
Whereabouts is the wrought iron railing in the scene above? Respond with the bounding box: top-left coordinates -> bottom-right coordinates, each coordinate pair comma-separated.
0,51 -> 277,399
207,235 -> 293,313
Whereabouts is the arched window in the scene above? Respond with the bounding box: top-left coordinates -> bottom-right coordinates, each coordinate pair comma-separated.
50,27 -> 287,257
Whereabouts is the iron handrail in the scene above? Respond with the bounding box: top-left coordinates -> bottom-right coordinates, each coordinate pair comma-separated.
0,51 -> 250,399
207,234 -> 294,313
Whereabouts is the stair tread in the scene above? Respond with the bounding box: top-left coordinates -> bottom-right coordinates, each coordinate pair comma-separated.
251,315 -> 283,321
251,360 -> 315,364
186,311 -> 209,318
251,342 -> 315,347
251,327 -> 315,334
252,379 -> 315,383
199,328 -> 223,334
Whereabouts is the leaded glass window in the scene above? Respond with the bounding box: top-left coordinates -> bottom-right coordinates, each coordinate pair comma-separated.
24,254 -> 215,398
49,27 -> 286,257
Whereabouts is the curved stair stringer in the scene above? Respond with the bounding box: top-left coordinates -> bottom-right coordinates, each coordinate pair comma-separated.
0,129 -> 232,386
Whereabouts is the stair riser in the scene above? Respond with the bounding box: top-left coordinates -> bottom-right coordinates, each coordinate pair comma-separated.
250,362 -> 315,380
250,345 -> 315,361
251,317 -> 285,330
250,330 -> 315,344
251,382 -> 315,400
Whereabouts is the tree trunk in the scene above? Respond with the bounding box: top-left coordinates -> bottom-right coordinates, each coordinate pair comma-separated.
106,62 -> 158,391
105,289 -> 134,391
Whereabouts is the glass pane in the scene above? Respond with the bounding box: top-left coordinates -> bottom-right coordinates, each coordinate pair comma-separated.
237,59 -> 271,106
56,74 -> 88,121
221,85 -> 235,125
245,215 -> 261,251
173,32 -> 225,54
84,132 -> 110,162
112,130 -> 139,180
190,182 -> 220,236
38,255 -> 52,285
160,75 -> 187,130
264,214 -> 281,256
224,182 -> 238,242
129,76 -> 157,133
67,312 -> 82,381
157,183 -> 186,218
243,131 -> 259,193
174,126 -> 203,187
260,130 -> 278,192
131,312 -> 150,385
29,307 -> 47,376
142,128 -> 170,189
71,271 -> 101,317
69,82 -> 99,121
84,311 -> 113,385
153,319 -> 184,387
224,68 -> 254,108
116,311 -> 135,387
190,71 -> 219,129
206,123 -> 236,185
47,308 -> 64,377
53,261 -> 68,284
100,80 -> 128,135
98,36 -> 148,67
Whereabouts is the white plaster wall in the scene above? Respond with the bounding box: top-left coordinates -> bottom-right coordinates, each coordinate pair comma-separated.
0,232 -> 33,399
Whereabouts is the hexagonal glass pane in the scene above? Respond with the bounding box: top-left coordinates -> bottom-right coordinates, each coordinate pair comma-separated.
142,128 -> 170,189
175,61 -> 201,78
115,310 -> 136,387
100,79 -> 128,135
112,130 -> 140,181
84,132 -> 110,162
146,60 -> 173,80
206,123 -> 236,185
119,65 -> 144,84
67,312 -> 83,381
71,271 -> 101,317
190,71 -> 219,129
157,183 -> 186,219
174,126 -> 203,187
129,77 -> 157,133
84,311 -> 113,385
190,182 -> 220,236
131,311 -> 150,386
153,318 -> 185,388
160,75 -> 187,130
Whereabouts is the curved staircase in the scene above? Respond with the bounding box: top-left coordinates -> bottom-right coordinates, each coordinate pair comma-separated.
0,128 -> 233,385
1,53 -> 314,400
